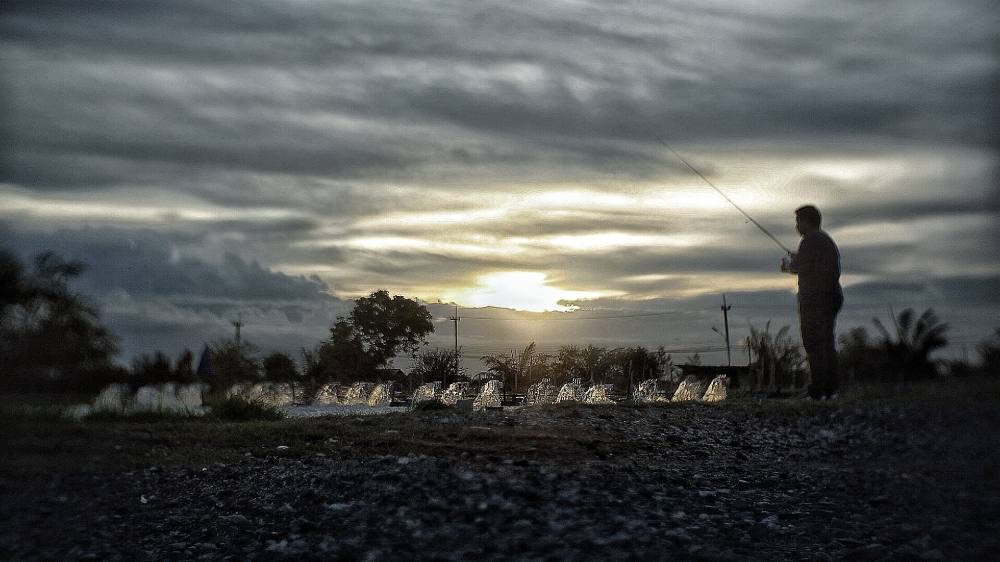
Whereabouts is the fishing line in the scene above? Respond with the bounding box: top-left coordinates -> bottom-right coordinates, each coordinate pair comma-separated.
654,136 -> 793,255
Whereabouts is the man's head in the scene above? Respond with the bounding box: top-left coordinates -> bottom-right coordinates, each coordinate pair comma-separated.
795,205 -> 822,236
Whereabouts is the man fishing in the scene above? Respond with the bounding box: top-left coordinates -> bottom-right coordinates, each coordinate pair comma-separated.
658,141 -> 843,399
781,205 -> 843,400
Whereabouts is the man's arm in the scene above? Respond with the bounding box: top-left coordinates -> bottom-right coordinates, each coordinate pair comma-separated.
783,235 -> 814,275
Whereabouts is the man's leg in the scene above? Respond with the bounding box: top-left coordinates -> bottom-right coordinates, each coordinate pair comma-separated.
805,346 -> 824,399
820,292 -> 843,397
814,324 -> 836,397
800,299 -> 824,399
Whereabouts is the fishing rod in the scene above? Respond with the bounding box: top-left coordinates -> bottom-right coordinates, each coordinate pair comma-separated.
655,135 -> 793,255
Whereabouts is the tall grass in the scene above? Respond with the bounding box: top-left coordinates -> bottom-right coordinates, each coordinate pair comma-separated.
746,322 -> 807,391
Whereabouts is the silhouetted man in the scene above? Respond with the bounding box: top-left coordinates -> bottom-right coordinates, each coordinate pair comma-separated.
781,205 -> 843,400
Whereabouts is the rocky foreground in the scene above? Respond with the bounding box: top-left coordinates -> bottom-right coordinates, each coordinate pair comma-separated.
2,381 -> 999,561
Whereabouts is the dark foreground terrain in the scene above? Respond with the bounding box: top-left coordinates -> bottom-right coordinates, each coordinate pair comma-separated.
2,380 -> 999,561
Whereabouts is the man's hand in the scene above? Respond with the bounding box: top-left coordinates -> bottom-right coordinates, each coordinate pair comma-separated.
780,254 -> 798,274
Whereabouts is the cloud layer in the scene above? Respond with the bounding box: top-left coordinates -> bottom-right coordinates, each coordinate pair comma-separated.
2,1 -> 997,362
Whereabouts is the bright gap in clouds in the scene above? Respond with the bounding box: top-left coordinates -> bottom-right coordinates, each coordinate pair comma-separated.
442,271 -> 617,313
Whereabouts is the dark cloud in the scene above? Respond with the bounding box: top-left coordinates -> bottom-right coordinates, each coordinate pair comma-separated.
1,222 -> 352,359
845,276 -> 1000,307
2,224 -> 333,301
1,1 -> 997,362
3,0 -> 997,194
830,200 -> 1000,227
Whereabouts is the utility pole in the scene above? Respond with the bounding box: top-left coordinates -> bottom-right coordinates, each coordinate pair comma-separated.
447,305 -> 461,387
721,294 -> 732,366
231,312 -> 243,352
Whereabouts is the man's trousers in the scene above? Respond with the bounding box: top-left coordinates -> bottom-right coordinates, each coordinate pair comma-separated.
799,289 -> 843,399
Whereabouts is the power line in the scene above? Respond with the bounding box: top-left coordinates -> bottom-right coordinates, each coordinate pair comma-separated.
437,300 -> 969,321
441,310 -> 682,322
450,344 -> 738,358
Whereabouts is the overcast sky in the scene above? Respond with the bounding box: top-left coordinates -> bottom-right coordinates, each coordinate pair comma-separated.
2,1 -> 998,366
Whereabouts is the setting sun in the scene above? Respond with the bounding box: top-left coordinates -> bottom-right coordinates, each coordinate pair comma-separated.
442,271 -> 614,312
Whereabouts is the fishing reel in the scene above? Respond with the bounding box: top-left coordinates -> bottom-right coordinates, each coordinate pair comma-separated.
780,252 -> 797,273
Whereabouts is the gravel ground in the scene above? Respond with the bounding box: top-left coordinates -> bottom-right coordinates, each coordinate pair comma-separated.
2,384 -> 999,561
283,404 -> 409,418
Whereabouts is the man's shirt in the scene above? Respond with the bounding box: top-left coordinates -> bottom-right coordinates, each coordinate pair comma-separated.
792,230 -> 841,294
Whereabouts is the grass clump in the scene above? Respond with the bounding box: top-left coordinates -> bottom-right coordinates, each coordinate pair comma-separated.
410,399 -> 453,412
210,396 -> 286,421
83,410 -> 196,422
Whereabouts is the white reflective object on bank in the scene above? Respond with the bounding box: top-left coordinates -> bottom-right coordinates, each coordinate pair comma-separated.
672,376 -> 710,402
701,375 -> 729,402
582,384 -> 615,405
556,378 -> 584,403
473,380 -> 503,411
367,382 -> 394,407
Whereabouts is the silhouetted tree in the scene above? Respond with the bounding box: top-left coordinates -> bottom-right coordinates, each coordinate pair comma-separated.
348,290 -> 434,367
481,350 -> 517,391
684,353 -> 703,367
838,326 -> 883,383
263,351 -> 299,382
551,344 -> 615,386
608,346 -> 666,395
0,250 -> 27,309
314,291 -> 434,384
658,348 -> 681,382
551,345 -> 585,384
174,349 -> 195,382
0,249 -> 119,392
314,319 -> 373,384
300,346 -> 321,380
872,308 -> 948,381
481,342 -> 548,394
131,351 -> 173,387
409,348 -> 465,390
976,328 -> 1000,376
210,339 -> 261,387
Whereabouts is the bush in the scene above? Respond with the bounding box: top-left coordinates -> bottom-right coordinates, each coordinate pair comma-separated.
312,291 -> 434,385
841,308 -> 950,383
131,351 -> 174,386
0,249 -> 120,393
872,308 -> 948,381
84,410 -> 191,422
210,396 -> 285,421
410,399 -> 453,412
409,348 -> 465,389
746,322 -> 807,390
210,340 -> 261,386
976,328 -> 1000,376
263,351 -> 299,382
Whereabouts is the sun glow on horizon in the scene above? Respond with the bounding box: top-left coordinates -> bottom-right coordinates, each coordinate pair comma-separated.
441,271 -> 618,313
